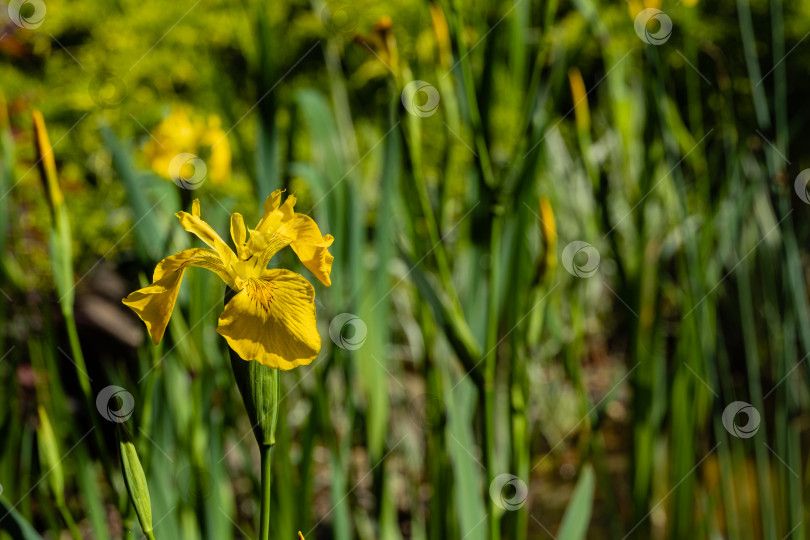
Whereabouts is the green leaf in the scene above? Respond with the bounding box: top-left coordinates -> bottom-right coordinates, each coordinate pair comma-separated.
35,406 -> 64,506
445,379 -> 486,540
99,123 -> 172,261
49,207 -> 74,314
0,498 -> 44,540
556,464 -> 595,540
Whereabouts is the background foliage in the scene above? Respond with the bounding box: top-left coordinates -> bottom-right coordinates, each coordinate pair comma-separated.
2,0 -> 810,538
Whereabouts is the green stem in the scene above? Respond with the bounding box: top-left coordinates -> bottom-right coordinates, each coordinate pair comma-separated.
485,214 -> 502,540
260,445 -> 273,540
64,313 -> 91,401
57,501 -> 82,540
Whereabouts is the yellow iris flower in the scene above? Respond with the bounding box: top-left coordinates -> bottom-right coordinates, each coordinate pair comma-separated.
144,107 -> 232,186
123,191 -> 334,369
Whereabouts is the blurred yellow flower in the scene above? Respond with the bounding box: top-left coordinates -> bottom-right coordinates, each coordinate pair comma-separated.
567,68 -> 590,133
628,0 -> 662,17
144,107 -> 231,186
123,191 -> 334,369
539,195 -> 557,271
32,110 -> 64,217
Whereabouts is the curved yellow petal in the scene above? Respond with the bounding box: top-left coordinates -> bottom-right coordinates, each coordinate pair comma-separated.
175,200 -> 237,267
253,231 -> 294,269
281,215 -> 334,287
122,269 -> 183,345
246,192 -> 334,286
254,190 -> 285,233
154,247 -> 235,288
123,248 -> 231,344
231,212 -> 248,259
216,269 -> 320,369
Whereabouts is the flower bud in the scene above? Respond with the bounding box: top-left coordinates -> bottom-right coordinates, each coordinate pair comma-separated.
229,349 -> 279,447
32,110 -> 64,218
117,421 -> 154,537
36,406 -> 65,505
32,110 -> 74,312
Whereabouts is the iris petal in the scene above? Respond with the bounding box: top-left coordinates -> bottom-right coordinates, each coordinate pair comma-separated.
230,212 -> 248,259
281,215 -> 334,286
248,193 -> 334,286
175,199 -> 237,267
254,190 -> 284,234
216,269 -> 320,369
123,248 -> 231,344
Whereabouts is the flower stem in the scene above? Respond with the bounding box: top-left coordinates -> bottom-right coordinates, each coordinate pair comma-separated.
260,444 -> 273,540
485,214 -> 503,540
57,500 -> 82,540
64,313 -> 91,400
